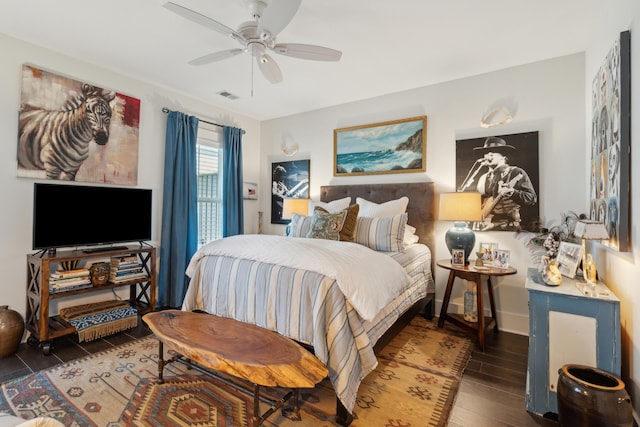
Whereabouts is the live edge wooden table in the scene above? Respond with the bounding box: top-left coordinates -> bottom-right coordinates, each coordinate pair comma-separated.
436,259 -> 517,351
143,310 -> 328,427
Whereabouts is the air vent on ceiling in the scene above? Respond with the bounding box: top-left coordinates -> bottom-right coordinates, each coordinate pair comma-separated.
217,90 -> 239,100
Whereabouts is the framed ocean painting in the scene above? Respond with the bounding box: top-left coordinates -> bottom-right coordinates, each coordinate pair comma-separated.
334,116 -> 426,176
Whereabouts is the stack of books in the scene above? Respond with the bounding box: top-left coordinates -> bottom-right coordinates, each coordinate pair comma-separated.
49,268 -> 91,293
109,255 -> 147,283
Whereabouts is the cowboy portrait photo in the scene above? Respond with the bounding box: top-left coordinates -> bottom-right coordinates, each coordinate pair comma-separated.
456,132 -> 540,232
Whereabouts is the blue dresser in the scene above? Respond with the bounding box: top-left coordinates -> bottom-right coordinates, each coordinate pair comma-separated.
525,267 -> 620,416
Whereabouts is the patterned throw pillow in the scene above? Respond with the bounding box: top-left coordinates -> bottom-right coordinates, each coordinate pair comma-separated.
307,208 -> 348,241
288,213 -> 312,237
315,204 -> 360,242
355,213 -> 408,252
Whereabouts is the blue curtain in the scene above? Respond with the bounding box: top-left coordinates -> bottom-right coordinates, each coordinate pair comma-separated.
222,126 -> 244,236
158,111 -> 199,308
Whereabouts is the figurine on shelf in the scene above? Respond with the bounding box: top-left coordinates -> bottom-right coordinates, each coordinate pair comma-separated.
541,256 -> 562,286
584,253 -> 597,283
475,252 -> 484,267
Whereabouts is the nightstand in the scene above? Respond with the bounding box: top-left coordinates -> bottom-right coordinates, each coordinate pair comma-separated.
436,259 -> 517,351
525,267 -> 620,416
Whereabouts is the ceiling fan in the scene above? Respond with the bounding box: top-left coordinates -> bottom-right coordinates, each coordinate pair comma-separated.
163,0 -> 342,84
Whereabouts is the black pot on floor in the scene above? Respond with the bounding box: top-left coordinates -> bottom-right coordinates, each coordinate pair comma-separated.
557,364 -> 632,427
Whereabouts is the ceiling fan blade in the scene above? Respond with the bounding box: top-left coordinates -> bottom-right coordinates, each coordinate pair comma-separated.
164,1 -> 243,41
257,54 -> 283,84
257,0 -> 302,38
273,43 -> 342,61
189,49 -> 244,65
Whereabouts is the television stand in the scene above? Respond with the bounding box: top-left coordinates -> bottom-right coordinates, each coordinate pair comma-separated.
26,246 -> 156,355
83,245 -> 129,254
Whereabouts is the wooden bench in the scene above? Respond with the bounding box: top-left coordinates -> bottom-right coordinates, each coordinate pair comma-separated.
142,310 -> 328,427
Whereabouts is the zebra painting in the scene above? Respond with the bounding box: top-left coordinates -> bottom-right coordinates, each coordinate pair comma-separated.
17,64 -> 140,185
18,83 -> 117,181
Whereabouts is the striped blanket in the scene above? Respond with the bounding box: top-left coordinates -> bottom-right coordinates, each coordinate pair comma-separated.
182,235 -> 432,413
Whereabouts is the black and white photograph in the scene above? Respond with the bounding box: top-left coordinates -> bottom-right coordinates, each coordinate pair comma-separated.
556,241 -> 582,279
456,132 -> 539,232
589,30 -> 630,252
271,159 -> 310,224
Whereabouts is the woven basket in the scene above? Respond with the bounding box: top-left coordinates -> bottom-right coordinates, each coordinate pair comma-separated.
89,262 -> 110,286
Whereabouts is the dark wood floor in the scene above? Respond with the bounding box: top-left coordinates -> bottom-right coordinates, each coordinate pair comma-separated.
0,317 -> 570,426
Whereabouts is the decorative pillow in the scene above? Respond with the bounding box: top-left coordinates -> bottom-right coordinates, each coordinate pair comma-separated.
356,196 -> 409,217
315,204 -> 360,242
288,213 -> 312,237
355,213 -> 408,252
307,197 -> 351,216
403,224 -> 420,245
306,209 -> 348,241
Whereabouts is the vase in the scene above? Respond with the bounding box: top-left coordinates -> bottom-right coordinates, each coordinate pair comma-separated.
0,305 -> 25,358
557,364 -> 632,427
463,282 -> 477,322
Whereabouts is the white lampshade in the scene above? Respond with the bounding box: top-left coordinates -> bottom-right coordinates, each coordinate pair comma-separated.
439,192 -> 482,221
574,220 -> 609,240
282,198 -> 309,220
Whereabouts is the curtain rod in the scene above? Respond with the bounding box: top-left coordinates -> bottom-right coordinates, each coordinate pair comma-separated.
162,108 -> 245,134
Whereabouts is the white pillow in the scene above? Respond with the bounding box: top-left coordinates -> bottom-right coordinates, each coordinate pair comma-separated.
354,213 -> 408,252
307,197 -> 351,216
403,224 -> 419,245
356,196 -> 409,217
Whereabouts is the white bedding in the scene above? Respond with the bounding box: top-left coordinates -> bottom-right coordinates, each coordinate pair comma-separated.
185,234 -> 410,321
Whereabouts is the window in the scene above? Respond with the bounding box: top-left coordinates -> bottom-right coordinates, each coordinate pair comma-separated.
196,123 -> 223,247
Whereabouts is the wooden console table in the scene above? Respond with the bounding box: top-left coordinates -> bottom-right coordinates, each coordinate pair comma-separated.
436,259 -> 516,351
143,310 -> 328,427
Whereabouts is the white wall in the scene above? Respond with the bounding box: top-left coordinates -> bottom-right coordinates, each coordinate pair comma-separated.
260,54 -> 586,335
0,33 -> 261,318
585,0 -> 640,417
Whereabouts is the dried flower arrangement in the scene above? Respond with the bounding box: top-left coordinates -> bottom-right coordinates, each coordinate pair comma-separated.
520,211 -> 587,263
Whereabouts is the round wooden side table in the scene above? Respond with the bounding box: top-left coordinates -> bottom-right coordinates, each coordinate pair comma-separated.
436,259 -> 517,351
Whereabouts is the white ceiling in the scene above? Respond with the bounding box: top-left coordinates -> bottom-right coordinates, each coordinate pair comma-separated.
0,0 -> 598,121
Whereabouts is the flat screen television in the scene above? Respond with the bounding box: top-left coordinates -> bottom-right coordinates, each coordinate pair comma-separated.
33,183 -> 152,251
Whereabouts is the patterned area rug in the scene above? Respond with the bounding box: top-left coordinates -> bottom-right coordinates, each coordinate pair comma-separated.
0,316 -> 472,427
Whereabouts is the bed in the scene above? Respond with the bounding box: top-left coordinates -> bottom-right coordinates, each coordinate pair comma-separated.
181,182 -> 436,425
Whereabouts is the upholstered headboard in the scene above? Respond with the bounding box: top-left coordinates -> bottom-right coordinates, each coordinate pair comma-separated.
320,182 -> 436,260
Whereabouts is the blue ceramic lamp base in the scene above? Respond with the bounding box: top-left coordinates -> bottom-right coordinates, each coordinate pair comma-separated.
445,221 -> 476,264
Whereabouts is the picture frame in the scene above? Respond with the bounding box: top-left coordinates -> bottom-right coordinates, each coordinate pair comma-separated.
333,116 -> 426,176
589,30 -> 630,252
17,64 -> 140,185
451,249 -> 465,266
271,159 -> 310,224
556,241 -> 582,279
494,249 -> 510,269
243,182 -> 257,200
479,242 -> 498,266
455,131 -> 540,232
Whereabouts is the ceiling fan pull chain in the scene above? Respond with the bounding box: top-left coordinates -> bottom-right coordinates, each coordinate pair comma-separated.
251,56 -> 254,97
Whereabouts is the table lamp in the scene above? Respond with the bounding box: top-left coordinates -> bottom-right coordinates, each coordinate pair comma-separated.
439,192 -> 482,264
282,198 -> 309,235
573,219 -> 609,283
